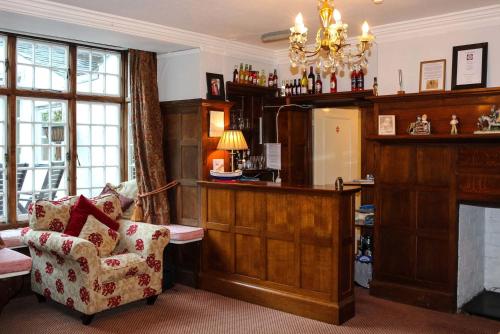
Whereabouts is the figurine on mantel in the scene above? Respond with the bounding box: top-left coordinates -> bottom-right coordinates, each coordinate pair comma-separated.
450,114 -> 459,135
407,114 -> 431,135
475,105 -> 500,134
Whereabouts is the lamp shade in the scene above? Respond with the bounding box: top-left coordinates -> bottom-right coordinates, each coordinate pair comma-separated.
217,130 -> 248,151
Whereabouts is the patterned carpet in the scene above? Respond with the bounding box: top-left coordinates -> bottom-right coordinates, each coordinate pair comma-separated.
1,285 -> 499,334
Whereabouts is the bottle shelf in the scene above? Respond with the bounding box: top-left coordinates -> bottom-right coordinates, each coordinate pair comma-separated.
273,90 -> 374,106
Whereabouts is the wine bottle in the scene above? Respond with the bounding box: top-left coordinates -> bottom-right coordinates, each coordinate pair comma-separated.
330,71 -> 337,93
308,66 -> 315,94
233,65 -> 238,83
351,67 -> 357,92
273,69 -> 278,88
290,79 -> 294,96
357,67 -> 365,91
239,63 -> 244,83
243,64 -> 249,84
315,71 -> 323,94
301,70 -> 308,95
268,72 -> 274,87
285,80 -> 290,96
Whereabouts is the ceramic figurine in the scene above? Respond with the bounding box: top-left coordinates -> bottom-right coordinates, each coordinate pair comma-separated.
475,105 -> 500,133
450,114 -> 459,135
407,115 -> 431,135
373,77 -> 379,96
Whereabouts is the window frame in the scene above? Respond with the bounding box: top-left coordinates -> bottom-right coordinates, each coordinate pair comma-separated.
0,32 -> 129,229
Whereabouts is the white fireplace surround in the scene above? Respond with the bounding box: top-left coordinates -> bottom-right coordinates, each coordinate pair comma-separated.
457,205 -> 500,309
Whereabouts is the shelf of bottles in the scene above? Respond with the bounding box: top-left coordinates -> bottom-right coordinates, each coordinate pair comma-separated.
232,63 -> 279,90
282,65 -> 370,97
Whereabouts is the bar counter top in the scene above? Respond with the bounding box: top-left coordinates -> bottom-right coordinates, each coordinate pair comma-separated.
198,180 -> 361,195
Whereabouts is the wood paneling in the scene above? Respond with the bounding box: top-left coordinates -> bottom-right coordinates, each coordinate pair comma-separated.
199,181 -> 360,324
160,99 -> 233,226
370,88 -> 500,313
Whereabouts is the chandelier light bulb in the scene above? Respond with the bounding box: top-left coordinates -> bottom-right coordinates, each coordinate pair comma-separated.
362,21 -> 370,37
293,13 -> 307,34
333,9 -> 342,24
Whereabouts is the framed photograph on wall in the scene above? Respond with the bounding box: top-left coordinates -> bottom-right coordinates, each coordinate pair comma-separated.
419,59 -> 446,92
378,115 -> 396,136
451,43 -> 488,90
206,73 -> 225,100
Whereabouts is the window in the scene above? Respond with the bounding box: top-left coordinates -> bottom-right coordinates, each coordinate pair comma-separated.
128,105 -> 135,180
0,96 -> 6,220
16,39 -> 69,91
77,48 -> 121,96
0,35 -> 6,87
16,98 -> 68,217
77,102 -> 121,196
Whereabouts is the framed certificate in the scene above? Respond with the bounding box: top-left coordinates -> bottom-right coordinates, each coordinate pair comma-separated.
451,43 -> 488,90
419,59 -> 446,92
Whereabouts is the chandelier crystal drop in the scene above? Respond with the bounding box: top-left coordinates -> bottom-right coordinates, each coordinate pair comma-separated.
289,0 -> 375,73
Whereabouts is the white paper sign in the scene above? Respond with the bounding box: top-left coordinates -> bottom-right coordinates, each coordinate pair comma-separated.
457,48 -> 483,85
212,159 -> 224,172
265,143 -> 281,170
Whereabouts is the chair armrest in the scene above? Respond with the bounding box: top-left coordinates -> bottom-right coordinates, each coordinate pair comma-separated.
116,220 -> 170,260
21,228 -> 98,262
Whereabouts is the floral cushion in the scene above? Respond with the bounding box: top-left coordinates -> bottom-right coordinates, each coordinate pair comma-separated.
78,215 -> 120,257
99,253 -> 147,283
29,200 -> 72,232
110,180 -> 138,219
89,193 -> 122,221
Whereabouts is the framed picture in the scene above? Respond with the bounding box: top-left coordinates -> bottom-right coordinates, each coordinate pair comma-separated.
378,115 -> 396,136
206,73 -> 225,100
212,159 -> 224,172
451,43 -> 488,90
419,59 -> 446,92
209,110 -> 224,137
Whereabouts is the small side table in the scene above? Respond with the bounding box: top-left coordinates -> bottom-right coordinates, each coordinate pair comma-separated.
163,225 -> 204,290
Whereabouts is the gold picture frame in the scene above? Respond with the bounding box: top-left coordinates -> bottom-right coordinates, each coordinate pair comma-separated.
419,59 -> 446,92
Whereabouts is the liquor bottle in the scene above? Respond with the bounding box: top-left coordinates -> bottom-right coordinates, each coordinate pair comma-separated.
243,64 -> 249,84
281,80 -> 286,97
307,66 -> 315,94
351,67 -> 357,92
273,69 -> 278,88
259,70 -> 266,86
285,80 -> 290,96
238,63 -> 244,83
233,65 -> 238,83
330,71 -> 337,93
268,72 -> 274,87
357,67 -> 365,91
248,65 -> 253,84
315,71 -> 323,94
289,79 -> 294,96
301,69 -> 308,95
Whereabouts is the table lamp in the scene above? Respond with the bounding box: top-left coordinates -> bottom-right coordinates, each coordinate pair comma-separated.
217,130 -> 248,172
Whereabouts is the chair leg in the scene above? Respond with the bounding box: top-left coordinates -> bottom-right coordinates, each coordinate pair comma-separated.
81,314 -> 95,325
35,294 -> 46,303
146,295 -> 158,305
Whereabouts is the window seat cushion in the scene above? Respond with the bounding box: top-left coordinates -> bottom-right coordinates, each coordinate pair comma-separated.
0,248 -> 32,275
166,225 -> 204,242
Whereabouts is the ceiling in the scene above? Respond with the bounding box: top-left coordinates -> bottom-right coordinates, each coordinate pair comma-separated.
47,0 -> 499,50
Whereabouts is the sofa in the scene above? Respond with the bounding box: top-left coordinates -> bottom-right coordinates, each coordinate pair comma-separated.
21,219 -> 170,324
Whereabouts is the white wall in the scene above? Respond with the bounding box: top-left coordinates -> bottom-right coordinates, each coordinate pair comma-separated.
485,208 -> 500,291
157,49 -> 201,101
457,205 -> 485,309
376,25 -> 500,95
157,49 -> 276,102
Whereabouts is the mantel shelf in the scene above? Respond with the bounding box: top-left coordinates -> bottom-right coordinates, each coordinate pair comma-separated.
367,87 -> 500,103
367,133 -> 500,143
272,90 -> 374,107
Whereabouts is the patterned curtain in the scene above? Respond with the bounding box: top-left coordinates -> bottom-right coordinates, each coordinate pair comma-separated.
129,49 -> 170,225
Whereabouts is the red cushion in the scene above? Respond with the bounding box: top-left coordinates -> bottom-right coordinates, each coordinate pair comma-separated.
64,195 -> 120,237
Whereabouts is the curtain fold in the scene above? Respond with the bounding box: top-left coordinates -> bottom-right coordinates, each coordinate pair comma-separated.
129,49 -> 170,225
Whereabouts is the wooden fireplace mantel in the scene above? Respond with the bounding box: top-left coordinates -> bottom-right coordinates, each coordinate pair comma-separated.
368,87 -> 500,312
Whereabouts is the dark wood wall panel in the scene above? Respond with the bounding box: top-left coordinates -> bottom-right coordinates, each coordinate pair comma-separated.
235,234 -> 263,279
369,89 -> 500,312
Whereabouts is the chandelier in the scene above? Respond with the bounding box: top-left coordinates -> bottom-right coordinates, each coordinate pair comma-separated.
289,0 -> 375,72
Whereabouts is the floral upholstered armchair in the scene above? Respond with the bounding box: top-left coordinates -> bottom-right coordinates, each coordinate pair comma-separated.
21,219 -> 169,325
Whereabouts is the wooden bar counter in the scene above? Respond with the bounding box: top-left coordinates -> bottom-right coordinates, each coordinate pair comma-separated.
198,180 -> 360,324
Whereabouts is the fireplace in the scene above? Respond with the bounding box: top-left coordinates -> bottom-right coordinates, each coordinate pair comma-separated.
458,205 -> 500,320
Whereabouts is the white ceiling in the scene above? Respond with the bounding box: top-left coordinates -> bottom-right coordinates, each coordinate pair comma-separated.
48,0 -> 500,49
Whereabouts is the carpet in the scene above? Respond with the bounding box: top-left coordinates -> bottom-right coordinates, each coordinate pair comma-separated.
1,285 -> 499,334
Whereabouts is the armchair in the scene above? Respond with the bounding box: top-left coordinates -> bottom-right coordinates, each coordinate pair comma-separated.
21,220 -> 169,324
